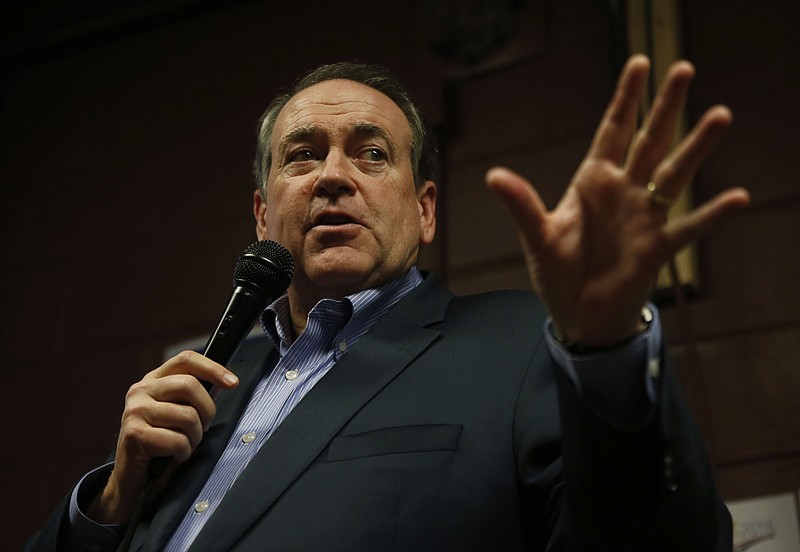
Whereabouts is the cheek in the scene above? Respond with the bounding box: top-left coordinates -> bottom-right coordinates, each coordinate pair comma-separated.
265,197 -> 306,245
396,196 -> 424,235
263,206 -> 286,241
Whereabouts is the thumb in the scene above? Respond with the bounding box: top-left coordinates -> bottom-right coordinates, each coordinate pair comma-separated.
485,167 -> 547,247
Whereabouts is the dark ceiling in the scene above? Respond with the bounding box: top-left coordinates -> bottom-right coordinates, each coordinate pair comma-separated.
0,0 -> 232,67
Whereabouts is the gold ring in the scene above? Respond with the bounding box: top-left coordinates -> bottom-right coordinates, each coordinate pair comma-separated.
647,182 -> 673,208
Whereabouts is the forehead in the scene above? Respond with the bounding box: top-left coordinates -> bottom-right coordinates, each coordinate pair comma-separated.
272,79 -> 411,148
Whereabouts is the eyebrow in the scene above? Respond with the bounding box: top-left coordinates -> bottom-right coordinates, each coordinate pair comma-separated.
277,122 -> 398,160
277,124 -> 320,160
353,121 -> 393,146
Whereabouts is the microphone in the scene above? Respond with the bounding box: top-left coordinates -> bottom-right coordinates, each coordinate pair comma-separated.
201,239 -> 294,383
149,240 -> 293,478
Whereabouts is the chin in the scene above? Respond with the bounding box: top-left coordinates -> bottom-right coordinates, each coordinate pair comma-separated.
303,258 -> 376,293
313,267 -> 374,289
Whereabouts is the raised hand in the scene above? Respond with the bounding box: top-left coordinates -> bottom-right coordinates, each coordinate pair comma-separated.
486,55 -> 749,347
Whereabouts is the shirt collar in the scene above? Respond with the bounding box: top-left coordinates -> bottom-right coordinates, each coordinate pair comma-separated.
260,267 -> 423,353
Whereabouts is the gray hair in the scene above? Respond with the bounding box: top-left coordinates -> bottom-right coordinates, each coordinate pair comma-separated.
253,62 -> 436,197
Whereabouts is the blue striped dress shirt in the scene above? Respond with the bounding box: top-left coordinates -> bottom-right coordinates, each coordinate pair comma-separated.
162,267 -> 424,551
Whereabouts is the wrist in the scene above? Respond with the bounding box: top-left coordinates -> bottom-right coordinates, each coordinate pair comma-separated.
86,470 -> 140,525
553,306 -> 653,355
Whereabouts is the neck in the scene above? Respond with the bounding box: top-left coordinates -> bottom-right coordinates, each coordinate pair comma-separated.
285,267 -> 418,339
286,285 -> 348,339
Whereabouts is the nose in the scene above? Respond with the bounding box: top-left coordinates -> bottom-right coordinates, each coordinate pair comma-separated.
313,149 -> 357,198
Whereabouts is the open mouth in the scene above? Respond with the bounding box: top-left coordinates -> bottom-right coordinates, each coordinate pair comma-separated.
309,212 -> 362,242
309,208 -> 365,231
315,214 -> 355,226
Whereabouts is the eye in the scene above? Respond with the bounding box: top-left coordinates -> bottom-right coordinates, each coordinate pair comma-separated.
356,148 -> 386,163
288,148 -> 318,163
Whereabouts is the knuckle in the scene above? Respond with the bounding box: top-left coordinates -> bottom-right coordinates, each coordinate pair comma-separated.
126,380 -> 148,399
124,401 -> 148,422
179,374 -> 206,397
176,404 -> 201,428
124,386 -> 153,416
173,374 -> 193,393
174,350 -> 198,366
653,163 -> 679,184
120,419 -> 149,448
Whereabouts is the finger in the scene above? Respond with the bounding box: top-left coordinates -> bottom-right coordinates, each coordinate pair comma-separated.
625,61 -> 695,184
653,105 -> 733,200
141,400 -> 206,450
152,429 -> 195,463
485,166 -> 547,249
663,187 -> 750,251
136,382 -> 214,440
154,350 -> 239,391
137,374 -> 219,431
121,417 -> 196,464
588,55 -> 650,163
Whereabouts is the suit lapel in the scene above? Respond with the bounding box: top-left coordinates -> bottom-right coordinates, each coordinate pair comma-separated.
135,338 -> 278,552
190,274 -> 453,551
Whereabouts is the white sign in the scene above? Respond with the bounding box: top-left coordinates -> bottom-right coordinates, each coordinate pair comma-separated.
727,492 -> 800,552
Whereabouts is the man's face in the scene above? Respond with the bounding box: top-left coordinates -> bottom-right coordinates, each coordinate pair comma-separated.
254,79 -> 436,304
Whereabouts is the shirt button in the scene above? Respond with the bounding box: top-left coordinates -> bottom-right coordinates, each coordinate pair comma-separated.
648,358 -> 661,378
337,341 -> 347,353
195,500 -> 210,513
241,432 -> 256,444
285,369 -> 299,381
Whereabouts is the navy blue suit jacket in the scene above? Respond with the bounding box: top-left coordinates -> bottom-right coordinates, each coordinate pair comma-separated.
26,273 -> 730,551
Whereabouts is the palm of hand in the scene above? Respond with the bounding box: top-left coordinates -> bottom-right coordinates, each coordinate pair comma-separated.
487,55 -> 749,346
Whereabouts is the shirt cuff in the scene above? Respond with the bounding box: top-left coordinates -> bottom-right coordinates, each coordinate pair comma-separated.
67,463 -> 125,552
545,304 -> 663,423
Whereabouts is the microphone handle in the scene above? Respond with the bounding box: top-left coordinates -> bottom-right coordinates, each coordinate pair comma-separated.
149,284 -> 268,478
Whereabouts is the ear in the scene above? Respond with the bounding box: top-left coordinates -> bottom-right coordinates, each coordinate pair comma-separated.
417,180 -> 437,245
253,189 -> 269,241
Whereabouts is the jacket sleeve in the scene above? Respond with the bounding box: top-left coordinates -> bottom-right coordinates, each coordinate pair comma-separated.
515,342 -> 732,550
24,464 -> 123,552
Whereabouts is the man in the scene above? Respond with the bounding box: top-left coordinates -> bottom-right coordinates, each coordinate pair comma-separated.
27,55 -> 749,550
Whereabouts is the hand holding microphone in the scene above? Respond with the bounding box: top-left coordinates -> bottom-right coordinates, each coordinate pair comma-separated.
88,241 -> 293,526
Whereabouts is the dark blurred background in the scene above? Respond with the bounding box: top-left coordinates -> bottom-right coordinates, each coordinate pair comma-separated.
2,0 -> 798,548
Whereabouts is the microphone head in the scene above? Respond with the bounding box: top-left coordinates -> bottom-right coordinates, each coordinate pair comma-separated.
233,240 -> 294,296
